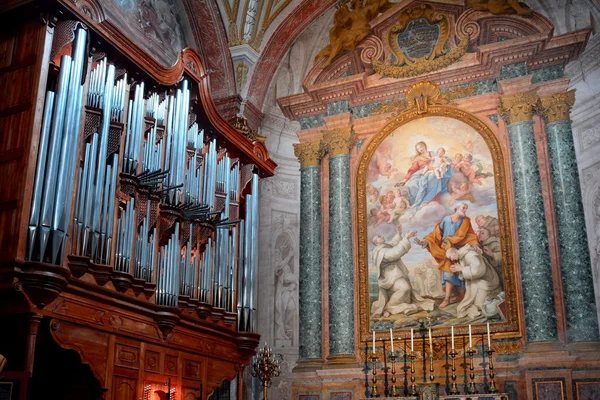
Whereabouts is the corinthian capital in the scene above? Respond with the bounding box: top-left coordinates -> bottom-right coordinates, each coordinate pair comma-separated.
498,90 -> 538,125
322,126 -> 355,156
293,140 -> 325,168
538,90 -> 576,124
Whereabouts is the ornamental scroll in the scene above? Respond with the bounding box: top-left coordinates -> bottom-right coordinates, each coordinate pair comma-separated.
372,3 -> 469,79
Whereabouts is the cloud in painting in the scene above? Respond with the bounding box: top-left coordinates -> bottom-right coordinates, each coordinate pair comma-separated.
397,201 -> 450,232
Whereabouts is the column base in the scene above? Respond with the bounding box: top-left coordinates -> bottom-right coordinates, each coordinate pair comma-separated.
566,341 -> 600,355
524,341 -> 565,353
324,354 -> 359,369
293,358 -> 324,372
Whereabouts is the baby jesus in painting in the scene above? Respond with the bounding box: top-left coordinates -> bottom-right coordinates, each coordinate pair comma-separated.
425,147 -> 449,179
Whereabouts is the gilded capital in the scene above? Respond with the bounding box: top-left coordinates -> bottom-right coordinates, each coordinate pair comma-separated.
498,90 -> 538,125
293,140 -> 325,168
538,90 -> 576,124
322,126 -> 355,156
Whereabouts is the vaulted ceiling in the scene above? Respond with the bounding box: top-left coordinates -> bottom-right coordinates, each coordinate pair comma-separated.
181,0 -> 600,127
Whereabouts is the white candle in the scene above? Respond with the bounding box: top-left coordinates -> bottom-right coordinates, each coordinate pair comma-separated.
390,328 -> 394,353
487,322 -> 492,347
451,326 -> 455,350
373,331 -> 376,353
428,328 -> 433,354
411,328 -> 414,353
468,324 -> 473,348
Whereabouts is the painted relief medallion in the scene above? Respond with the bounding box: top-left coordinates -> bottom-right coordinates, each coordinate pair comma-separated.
365,116 -> 505,331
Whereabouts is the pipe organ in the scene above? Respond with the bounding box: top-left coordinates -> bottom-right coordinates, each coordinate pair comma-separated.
0,2 -> 276,399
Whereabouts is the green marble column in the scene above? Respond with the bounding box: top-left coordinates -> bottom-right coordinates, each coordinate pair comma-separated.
500,91 -> 558,342
293,141 -> 325,362
540,91 -> 599,342
324,127 -> 356,362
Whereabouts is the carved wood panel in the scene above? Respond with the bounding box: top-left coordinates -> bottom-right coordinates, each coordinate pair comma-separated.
112,375 -> 137,400
145,350 -> 160,373
115,343 -> 140,370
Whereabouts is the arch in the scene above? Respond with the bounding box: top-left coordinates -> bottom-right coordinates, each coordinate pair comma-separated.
355,103 -> 521,345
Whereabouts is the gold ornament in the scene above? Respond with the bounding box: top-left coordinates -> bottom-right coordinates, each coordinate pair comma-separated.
405,81 -> 443,114
314,0 -> 392,68
293,140 -> 325,167
466,0 -> 533,16
538,89 -> 576,124
498,90 -> 538,124
323,126 -> 355,156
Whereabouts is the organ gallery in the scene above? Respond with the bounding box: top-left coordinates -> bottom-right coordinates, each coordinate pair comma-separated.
0,0 -> 599,399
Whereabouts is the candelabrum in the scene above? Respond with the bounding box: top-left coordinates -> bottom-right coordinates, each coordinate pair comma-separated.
370,353 -> 380,398
488,348 -> 498,393
466,348 -> 477,394
449,350 -> 459,395
389,352 -> 399,397
251,345 -> 281,400
409,352 -> 417,396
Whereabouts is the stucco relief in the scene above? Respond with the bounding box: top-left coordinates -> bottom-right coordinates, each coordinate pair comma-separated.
272,179 -> 298,200
580,127 -> 600,151
270,210 -> 299,347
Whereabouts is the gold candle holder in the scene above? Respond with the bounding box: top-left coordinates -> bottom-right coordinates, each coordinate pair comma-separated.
389,352 -> 399,397
429,352 -> 434,382
466,348 -> 477,394
370,353 -> 380,398
487,348 -> 498,393
409,352 -> 417,396
251,345 -> 281,400
449,350 -> 459,395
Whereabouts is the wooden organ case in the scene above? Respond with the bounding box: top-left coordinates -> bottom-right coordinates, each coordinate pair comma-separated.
0,1 -> 276,399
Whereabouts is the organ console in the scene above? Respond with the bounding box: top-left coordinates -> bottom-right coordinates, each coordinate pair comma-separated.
0,1 -> 276,399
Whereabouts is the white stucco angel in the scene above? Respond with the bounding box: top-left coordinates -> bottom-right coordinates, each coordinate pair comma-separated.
371,225 -> 435,317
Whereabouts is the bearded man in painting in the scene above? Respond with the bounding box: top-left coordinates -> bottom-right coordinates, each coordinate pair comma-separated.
371,225 -> 435,318
415,203 -> 480,309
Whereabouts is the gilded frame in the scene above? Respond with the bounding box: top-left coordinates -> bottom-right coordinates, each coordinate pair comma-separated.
356,104 -> 522,347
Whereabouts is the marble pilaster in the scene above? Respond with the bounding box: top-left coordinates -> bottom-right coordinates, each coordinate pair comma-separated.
539,91 -> 600,342
323,127 -> 356,360
499,91 -> 559,342
294,140 -> 325,361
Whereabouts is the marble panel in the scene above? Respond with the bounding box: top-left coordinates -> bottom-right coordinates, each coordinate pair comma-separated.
488,114 -> 499,126
328,154 -> 355,356
531,65 -> 564,83
351,102 -> 386,119
299,166 -> 323,359
300,114 -> 326,130
330,392 -> 353,400
503,380 -> 519,400
574,380 -> 600,400
546,120 -> 599,341
328,100 -> 350,116
499,62 -> 528,80
356,138 -> 366,152
533,379 -> 565,400
298,395 -> 320,400
508,120 -> 558,342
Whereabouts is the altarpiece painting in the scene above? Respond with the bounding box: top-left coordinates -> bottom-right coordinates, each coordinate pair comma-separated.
357,109 -> 520,342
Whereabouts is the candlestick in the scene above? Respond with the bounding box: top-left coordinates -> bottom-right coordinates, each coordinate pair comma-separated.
429,351 -> 434,382
390,328 -> 394,353
251,344 -> 281,400
389,352 -> 399,397
487,348 -> 498,393
409,351 -> 417,396
428,328 -> 433,354
372,331 -> 376,354
466,348 -> 477,394
449,349 -> 459,394
468,324 -> 473,348
487,322 -> 491,347
411,328 -> 414,353
451,325 -> 455,350
370,353 -> 380,398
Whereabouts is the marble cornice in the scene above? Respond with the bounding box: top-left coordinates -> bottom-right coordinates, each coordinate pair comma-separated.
498,90 -> 539,124
538,89 -> 576,123
277,29 -> 589,121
